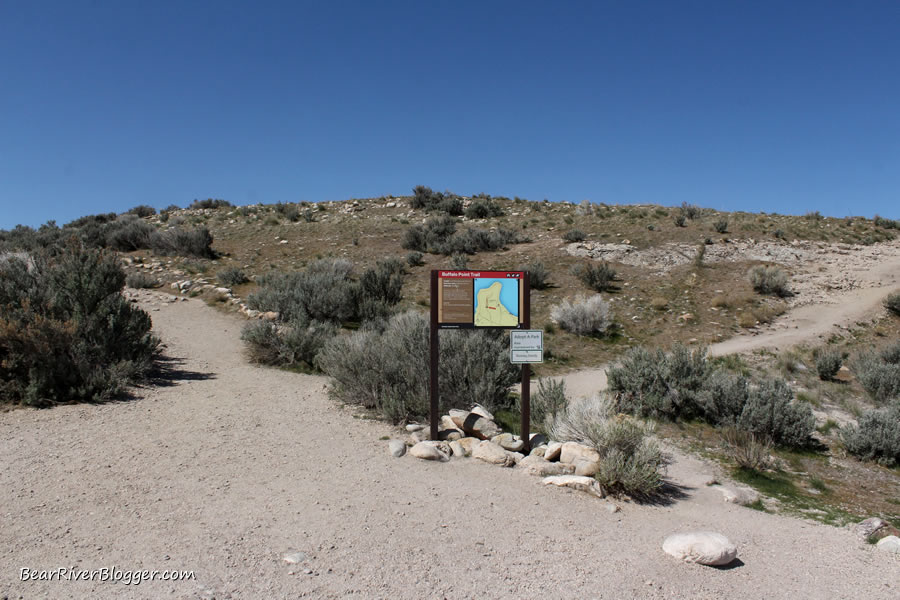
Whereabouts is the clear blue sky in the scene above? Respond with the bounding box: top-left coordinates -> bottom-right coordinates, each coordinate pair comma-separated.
2,1 -> 898,229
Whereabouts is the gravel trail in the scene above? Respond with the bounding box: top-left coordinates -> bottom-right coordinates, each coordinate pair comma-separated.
1,295 -> 897,599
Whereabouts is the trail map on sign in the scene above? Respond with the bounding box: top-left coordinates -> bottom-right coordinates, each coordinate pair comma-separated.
473,279 -> 519,326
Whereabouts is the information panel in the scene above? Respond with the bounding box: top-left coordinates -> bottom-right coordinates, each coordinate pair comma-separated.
436,270 -> 524,328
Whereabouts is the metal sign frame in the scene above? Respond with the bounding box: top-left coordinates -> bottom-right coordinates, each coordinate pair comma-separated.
430,270 -> 532,449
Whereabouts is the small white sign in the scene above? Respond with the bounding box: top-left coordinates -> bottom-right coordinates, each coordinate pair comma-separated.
510,330 -> 543,363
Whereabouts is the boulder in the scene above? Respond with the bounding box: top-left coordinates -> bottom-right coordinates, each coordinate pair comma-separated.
439,430 -> 464,442
409,430 -> 429,444
441,415 -> 462,433
491,433 -> 525,452
530,446 -> 546,458
470,404 -> 495,421
855,517 -> 888,539
712,485 -> 760,506
405,423 -> 426,432
662,532 -> 738,566
409,442 -> 449,462
518,455 -> 576,477
457,437 -> 481,454
449,440 -> 467,458
560,441 -> 601,465
544,442 -> 563,462
573,459 -> 600,477
472,441 -> 516,467
529,433 -> 549,447
541,475 -> 605,497
388,440 -> 407,458
876,536 -> 900,554
449,411 -> 501,440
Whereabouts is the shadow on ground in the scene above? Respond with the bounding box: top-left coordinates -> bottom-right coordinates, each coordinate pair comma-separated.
631,480 -> 693,507
147,355 -> 216,387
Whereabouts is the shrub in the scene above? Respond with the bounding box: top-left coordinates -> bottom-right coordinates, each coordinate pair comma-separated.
575,200 -> 594,216
274,202 -> 300,222
854,348 -> 900,405
189,198 -> 231,209
698,370 -> 748,424
550,395 -> 667,496
449,253 -> 469,269
125,272 -> 160,289
842,401 -> 900,466
152,227 -> 215,258
241,320 -> 336,368
523,260 -> 550,290
248,259 -> 357,324
571,261 -> 617,292
406,251 -> 424,267
551,295 -> 612,337
713,219 -> 728,233
815,348 -> 843,380
673,214 -> 686,227
531,378 -> 569,430
357,258 -> 406,321
607,344 -> 710,420
874,215 -> 899,230
563,229 -> 587,243
402,215 -> 525,255
217,267 -> 249,287
316,311 -> 517,422
680,202 -> 702,220
774,229 -> 786,239
127,205 -> 157,218
163,204 -> 181,212
721,427 -> 773,471
885,293 -> 900,317
105,217 -> 156,252
0,245 -> 159,406
410,186 -> 464,215
465,197 -> 503,219
736,378 -> 815,447
748,265 -> 791,297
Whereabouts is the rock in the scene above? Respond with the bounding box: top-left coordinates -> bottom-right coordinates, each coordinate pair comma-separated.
405,423 -> 426,432
438,430 -> 464,442
544,442 -> 563,461
261,311 -> 279,321
509,452 -> 524,464
472,441 -> 516,467
573,459 -> 600,477
712,485 -> 760,506
541,475 -> 605,497
449,411 -> 501,440
529,433 -> 549,447
833,365 -> 854,383
491,433 -> 525,452
441,415 -> 462,433
388,440 -> 407,458
876,536 -> 900,554
457,437 -> 480,454
409,442 -> 449,462
409,430 -> 429,444
662,532 -> 738,566
449,440 -> 467,458
604,502 -> 620,513
518,455 -> 576,477
283,552 -> 306,564
560,442 -> 601,465
530,446 -> 546,458
855,517 -> 888,539
470,404 -> 495,421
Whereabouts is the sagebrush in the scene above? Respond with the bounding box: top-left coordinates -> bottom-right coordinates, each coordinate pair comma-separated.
550,294 -> 612,337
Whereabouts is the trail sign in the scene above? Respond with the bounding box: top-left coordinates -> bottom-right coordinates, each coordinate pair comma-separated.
510,330 -> 543,364
436,270 -> 525,329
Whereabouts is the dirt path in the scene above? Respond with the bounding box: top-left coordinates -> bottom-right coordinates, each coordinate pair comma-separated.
561,247 -> 900,400
2,294 -> 898,598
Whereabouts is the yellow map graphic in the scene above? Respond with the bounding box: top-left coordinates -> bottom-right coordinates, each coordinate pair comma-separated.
474,282 -> 519,326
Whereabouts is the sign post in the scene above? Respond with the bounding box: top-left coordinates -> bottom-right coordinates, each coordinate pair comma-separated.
429,270 -> 530,449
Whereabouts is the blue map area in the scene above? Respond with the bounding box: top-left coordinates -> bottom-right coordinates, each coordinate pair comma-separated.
473,278 -> 519,317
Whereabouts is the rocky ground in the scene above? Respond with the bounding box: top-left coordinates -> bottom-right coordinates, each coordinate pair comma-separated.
1,293 -> 897,599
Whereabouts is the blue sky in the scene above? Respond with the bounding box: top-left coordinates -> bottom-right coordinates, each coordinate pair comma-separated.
1,1 -> 898,229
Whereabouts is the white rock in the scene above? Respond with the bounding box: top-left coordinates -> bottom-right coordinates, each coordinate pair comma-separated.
544,442 -> 563,461
560,441 -> 600,465
876,536 -> 900,554
491,433 -> 525,452
409,442 -> 449,462
441,415 -> 462,432
388,440 -> 407,458
472,441 -> 516,467
662,532 -> 738,566
518,455 -> 576,477
470,404 -> 495,421
855,517 -> 887,539
457,437 -> 480,454
712,485 -> 760,506
283,552 -> 306,564
573,458 -> 600,477
541,475 -> 605,497
405,423 -> 426,432
449,440 -> 467,458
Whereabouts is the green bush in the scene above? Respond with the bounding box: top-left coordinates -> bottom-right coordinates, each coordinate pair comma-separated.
316,311 -> 517,422
125,272 -> 160,289
523,260 -> 550,290
465,197 -> 503,219
532,378 -> 568,430
815,348 -> 843,380
673,214 -> 686,227
550,295 -> 612,337
714,219 -> 728,233
409,186 -> 464,215
217,267 -> 249,287
748,265 -> 791,297
698,370 -> 748,424
241,320 -> 336,368
571,261 -> 617,292
607,344 -> 710,420
854,346 -> 900,405
357,258 -> 406,321
127,205 -> 157,218
406,251 -> 424,267
885,293 -> 900,317
842,401 -> 900,466
680,202 -> 702,220
189,198 -> 231,209
402,215 -> 525,255
274,202 -> 300,222
563,229 -> 587,243
874,215 -> 899,230
152,227 -> 215,258
105,217 -> 156,252
0,245 -> 159,406
736,379 -> 815,447
550,395 -> 667,496
449,253 -> 469,269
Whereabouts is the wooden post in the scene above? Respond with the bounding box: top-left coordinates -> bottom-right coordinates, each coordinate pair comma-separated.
520,272 -> 531,453
429,270 -> 439,441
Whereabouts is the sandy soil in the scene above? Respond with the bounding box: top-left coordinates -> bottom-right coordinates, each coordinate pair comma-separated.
1,291 -> 897,599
